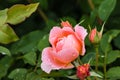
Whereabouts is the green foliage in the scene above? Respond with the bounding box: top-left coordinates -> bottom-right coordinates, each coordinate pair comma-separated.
0,3 -> 39,44
90,71 -> 103,78
0,0 -> 120,80
113,35 -> 120,49
0,56 -> 13,79
0,24 -> 19,44
7,3 -> 39,25
37,34 -> 49,51
0,46 -> 11,56
0,9 -> 8,25
26,72 -> 38,80
34,0 -> 48,10
8,68 -> 27,80
98,0 -> 116,21
10,30 -> 45,54
107,67 -> 120,79
23,51 -> 36,65
100,30 -> 120,53
107,50 -> 120,64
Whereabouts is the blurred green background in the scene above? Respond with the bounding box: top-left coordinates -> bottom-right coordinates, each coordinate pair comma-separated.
0,0 -> 120,80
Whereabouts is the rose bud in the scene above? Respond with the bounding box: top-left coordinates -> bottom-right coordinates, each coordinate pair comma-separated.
89,28 -> 102,44
76,64 -> 90,80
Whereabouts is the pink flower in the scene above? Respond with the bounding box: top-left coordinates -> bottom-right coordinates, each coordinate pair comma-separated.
76,64 -> 90,80
89,28 -> 102,44
41,21 -> 88,73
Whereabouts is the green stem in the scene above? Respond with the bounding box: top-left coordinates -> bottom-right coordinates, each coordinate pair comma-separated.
88,0 -> 95,10
87,76 -> 91,80
16,56 -> 23,60
104,52 -> 107,80
78,56 -> 83,65
95,45 -> 99,72
94,45 -> 99,80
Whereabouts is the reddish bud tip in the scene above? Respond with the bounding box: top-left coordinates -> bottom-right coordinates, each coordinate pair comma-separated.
76,64 -> 90,80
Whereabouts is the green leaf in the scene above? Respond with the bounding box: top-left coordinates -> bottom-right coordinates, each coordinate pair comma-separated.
26,72 -> 55,80
35,0 -> 48,10
90,71 -> 103,78
37,34 -> 49,51
90,10 -> 97,24
79,15 -> 90,29
0,9 -> 8,25
0,24 -> 19,44
0,46 -> 11,56
7,3 -> 39,25
66,75 -> 78,79
26,72 -> 37,80
93,0 -> 104,7
107,67 -> 120,79
107,50 -> 120,64
23,51 -> 36,65
100,30 -> 120,53
8,68 -> 27,80
45,19 -> 58,32
114,35 -> 120,49
0,56 -> 13,79
82,52 -> 95,64
10,30 -> 45,54
98,0 -> 116,21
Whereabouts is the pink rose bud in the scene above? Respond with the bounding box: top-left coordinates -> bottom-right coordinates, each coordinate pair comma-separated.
89,28 -> 102,44
76,64 -> 90,80
41,21 -> 88,73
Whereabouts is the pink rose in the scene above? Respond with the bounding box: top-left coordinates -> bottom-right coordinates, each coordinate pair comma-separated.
41,21 -> 88,73
89,28 -> 102,44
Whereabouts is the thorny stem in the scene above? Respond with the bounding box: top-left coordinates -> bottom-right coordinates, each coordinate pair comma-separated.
27,0 -> 48,22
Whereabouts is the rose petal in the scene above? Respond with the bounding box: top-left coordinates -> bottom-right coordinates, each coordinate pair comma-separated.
62,63 -> 74,69
49,27 -> 63,47
74,24 -> 88,40
49,26 -> 74,48
63,34 -> 81,51
74,25 -> 87,55
81,41 -> 86,56
41,47 -> 61,73
41,47 -> 74,73
52,48 -> 79,64
62,27 -> 74,36
51,35 -> 80,63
